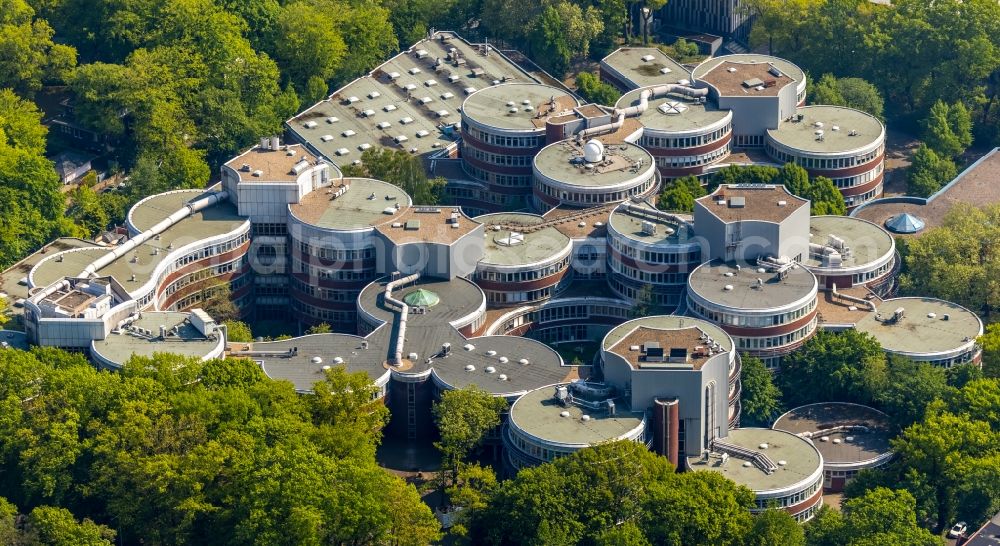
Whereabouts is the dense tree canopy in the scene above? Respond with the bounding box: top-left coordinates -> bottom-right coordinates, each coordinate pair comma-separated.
708,163 -> 847,215
657,175 -> 706,212
576,72 -> 621,106
748,0 -> 1000,144
809,73 -> 885,121
900,203 -> 1000,318
777,329 -> 887,406
740,354 -> 783,426
0,347 -> 439,544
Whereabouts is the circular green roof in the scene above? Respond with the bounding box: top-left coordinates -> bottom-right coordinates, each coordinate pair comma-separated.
404,289 -> 440,307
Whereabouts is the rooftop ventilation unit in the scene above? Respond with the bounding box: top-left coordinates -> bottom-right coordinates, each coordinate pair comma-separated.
641,220 -> 657,236
362,109 -> 376,117
358,143 -> 371,151
441,92 -> 454,99
464,86 -> 477,95
424,79 -> 437,86
641,54 -> 655,62
368,91 -> 381,99
335,148 -> 349,156
400,117 -> 414,125
320,134 -> 334,142
326,116 -> 338,123
342,129 -> 356,137
303,120 -> 318,129
660,67 -> 672,74
768,66 -> 782,77
387,71 -> 400,80
384,104 -> 397,112
376,121 -> 391,130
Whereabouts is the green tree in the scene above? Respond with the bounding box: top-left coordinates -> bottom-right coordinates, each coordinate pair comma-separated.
224,320 -> 253,343
596,522 -> 651,546
576,72 -> 621,106
344,148 -> 447,205
305,322 -> 332,335
805,176 -> 847,215
630,283 -> 654,318
778,329 -> 887,406
433,386 -> 507,483
709,165 -> 780,191
745,509 -> 804,546
310,365 -> 390,459
876,355 -> 950,428
906,144 -> 957,197
809,74 -> 885,121
528,6 -> 572,76
775,162 -> 811,197
900,203 -> 1000,318
446,463 -> 498,539
0,0 -> 78,97
641,471 -> 755,546
332,3 -> 398,82
24,505 -> 116,545
272,3 -> 346,92
198,280 -> 240,322
739,354 -> 782,426
657,175 -> 706,212
980,323 -> 1000,378
66,185 -> 109,236
923,100 -> 972,159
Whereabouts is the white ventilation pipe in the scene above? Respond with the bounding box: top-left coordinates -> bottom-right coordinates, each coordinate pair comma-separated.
30,190 -> 230,303
384,273 -> 421,365
576,84 -> 708,142
82,191 -> 229,277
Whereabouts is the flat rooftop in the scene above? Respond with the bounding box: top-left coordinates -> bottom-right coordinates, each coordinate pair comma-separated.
803,216 -> 894,271
617,87 -> 730,134
375,206 -> 480,245
357,277 -> 572,396
223,144 -> 322,183
1,237 -> 99,302
773,403 -> 894,466
853,148 -> 1000,235
288,31 -> 537,163
600,47 -> 691,90
91,311 -> 223,368
603,315 -> 733,371
696,184 -> 808,224
509,384 -> 645,446
687,260 -> 817,311
768,105 -> 884,154
693,54 -> 805,92
32,191 -> 246,290
242,328 -> 393,393
534,140 -> 654,188
545,205 -> 613,239
687,428 -> 822,493
608,201 -> 694,246
288,178 -> 410,231
854,297 -> 982,356
698,59 -> 795,97
461,83 -> 578,130
475,213 -> 572,267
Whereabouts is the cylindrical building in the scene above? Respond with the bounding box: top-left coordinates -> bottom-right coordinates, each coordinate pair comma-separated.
606,201 -> 702,310
532,139 -> 657,212
616,86 -> 733,180
686,260 -> 819,370
473,213 -> 574,306
801,215 -> 897,295
854,297 -> 983,368
287,178 -> 411,330
765,105 -> 886,208
773,403 -> 895,492
461,83 -> 580,211
686,428 -> 825,522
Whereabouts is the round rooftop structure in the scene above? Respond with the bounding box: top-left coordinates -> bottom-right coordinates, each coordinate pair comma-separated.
532,139 -> 657,211
602,315 -> 734,357
607,202 -> 694,247
475,213 -> 573,269
687,260 -> 818,314
90,311 -> 226,370
461,83 -> 579,132
773,402 -> 895,492
505,382 -> 647,469
767,105 -> 884,156
616,87 -> 731,136
288,177 -> 411,232
686,428 -> 824,521
884,212 -> 925,234
693,54 -> 806,98
802,216 -> 895,286
854,297 -> 983,366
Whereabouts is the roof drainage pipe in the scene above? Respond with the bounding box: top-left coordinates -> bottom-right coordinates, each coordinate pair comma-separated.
576,84 -> 709,141
81,191 -> 229,278
384,273 -> 421,366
